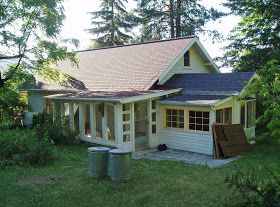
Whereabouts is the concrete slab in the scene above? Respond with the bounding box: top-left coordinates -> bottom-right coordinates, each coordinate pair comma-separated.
133,149 -> 238,168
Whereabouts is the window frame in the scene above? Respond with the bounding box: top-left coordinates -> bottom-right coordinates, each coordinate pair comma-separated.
215,107 -> 232,124
184,50 -> 190,67
165,108 -> 185,129
188,110 -> 210,132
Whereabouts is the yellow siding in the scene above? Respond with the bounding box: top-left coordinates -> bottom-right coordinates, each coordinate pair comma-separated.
161,46 -> 213,83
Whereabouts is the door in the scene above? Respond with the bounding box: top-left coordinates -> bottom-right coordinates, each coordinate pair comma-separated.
134,101 -> 148,149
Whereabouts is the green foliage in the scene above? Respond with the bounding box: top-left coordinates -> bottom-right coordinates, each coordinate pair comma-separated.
244,60 -> 280,140
0,66 -> 35,128
225,165 -> 280,207
135,0 -> 224,41
0,0 -> 78,86
0,129 -> 54,166
32,112 -> 78,145
88,0 -> 135,47
223,0 -> 280,71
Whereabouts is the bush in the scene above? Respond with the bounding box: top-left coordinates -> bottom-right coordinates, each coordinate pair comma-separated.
225,165 -> 280,207
0,129 -> 54,166
32,112 -> 78,145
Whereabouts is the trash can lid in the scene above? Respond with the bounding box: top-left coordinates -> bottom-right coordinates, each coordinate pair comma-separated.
109,149 -> 132,155
88,147 -> 110,152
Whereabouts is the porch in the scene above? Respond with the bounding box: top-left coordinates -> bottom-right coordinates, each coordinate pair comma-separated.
44,90 -> 179,152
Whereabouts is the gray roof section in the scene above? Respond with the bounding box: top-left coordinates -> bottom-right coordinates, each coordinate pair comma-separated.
153,72 -> 255,93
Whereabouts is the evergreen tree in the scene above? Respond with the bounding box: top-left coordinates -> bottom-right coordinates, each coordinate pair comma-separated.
223,0 -> 280,72
135,0 -> 223,41
88,0 -> 135,47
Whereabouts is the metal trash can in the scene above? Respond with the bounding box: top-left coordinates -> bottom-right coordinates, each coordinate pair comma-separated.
109,149 -> 132,182
88,147 -> 110,178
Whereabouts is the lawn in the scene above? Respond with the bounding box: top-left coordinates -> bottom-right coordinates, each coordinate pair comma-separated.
0,143 -> 279,207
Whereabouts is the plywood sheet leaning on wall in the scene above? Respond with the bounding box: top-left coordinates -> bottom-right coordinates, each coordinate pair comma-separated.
212,124 -> 253,158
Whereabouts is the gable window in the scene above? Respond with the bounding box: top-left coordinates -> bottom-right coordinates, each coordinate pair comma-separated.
216,107 -> 232,124
165,109 -> 184,129
189,111 -> 209,131
184,50 -> 190,67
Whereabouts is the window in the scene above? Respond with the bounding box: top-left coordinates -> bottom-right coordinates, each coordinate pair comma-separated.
189,111 -> 209,131
166,109 -> 184,129
151,100 -> 157,134
184,50 -> 190,66
122,103 -> 131,142
216,107 -> 232,124
240,101 -> 256,128
247,101 -> 256,128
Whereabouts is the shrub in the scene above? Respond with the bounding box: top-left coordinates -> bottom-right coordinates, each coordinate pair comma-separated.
225,165 -> 280,207
32,112 -> 78,145
0,129 -> 54,166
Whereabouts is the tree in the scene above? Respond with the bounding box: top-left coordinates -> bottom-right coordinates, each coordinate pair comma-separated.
244,60 -> 280,140
87,0 -> 135,47
0,0 -> 78,87
223,0 -> 280,72
135,0 -> 223,41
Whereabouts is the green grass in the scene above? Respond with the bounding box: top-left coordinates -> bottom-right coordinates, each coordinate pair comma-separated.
0,143 -> 279,207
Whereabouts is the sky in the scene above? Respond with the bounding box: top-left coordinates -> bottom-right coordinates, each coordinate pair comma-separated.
60,0 -> 240,72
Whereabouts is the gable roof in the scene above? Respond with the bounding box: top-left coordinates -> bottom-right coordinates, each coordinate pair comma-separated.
54,37 -> 198,91
152,72 -> 255,94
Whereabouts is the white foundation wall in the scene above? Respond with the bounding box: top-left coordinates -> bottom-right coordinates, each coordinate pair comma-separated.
158,130 -> 213,155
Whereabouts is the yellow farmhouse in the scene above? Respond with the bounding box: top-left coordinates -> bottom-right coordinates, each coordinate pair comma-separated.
26,37 -> 256,155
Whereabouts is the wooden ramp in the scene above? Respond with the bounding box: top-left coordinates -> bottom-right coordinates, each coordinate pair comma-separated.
212,124 -> 253,158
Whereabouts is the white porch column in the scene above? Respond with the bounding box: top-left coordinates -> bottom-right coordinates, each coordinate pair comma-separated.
131,102 -> 135,151
147,99 -> 152,147
102,104 -> 107,141
114,103 -> 122,145
89,103 -> 96,138
69,103 -> 75,130
79,103 -> 84,136
52,103 -> 56,122
209,109 -> 216,133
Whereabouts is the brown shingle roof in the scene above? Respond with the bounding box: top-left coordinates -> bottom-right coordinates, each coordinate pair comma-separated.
55,37 -> 194,91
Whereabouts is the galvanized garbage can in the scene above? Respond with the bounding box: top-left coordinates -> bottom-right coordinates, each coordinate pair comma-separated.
109,149 -> 132,182
88,147 -> 110,178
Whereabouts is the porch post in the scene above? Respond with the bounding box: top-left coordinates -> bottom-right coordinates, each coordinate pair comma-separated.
89,103 -> 96,138
52,103 -> 56,121
79,103 -> 84,136
147,99 -> 152,147
114,103 -> 122,145
209,109 -> 216,133
69,102 -> 75,130
131,102 -> 135,151
102,104 -> 107,142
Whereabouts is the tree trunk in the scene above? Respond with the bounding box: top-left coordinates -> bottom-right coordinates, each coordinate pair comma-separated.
111,3 -> 115,45
169,0 -> 175,38
175,0 -> 182,38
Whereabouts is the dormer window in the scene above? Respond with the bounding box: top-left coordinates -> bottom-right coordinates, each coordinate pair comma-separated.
184,50 -> 190,66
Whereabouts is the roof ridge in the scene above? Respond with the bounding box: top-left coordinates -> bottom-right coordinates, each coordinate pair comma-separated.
77,36 -> 196,52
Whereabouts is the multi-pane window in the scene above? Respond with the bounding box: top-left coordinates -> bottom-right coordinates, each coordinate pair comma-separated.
151,100 -> 157,134
166,109 -> 184,129
184,50 -> 190,66
189,111 -> 209,131
216,107 -> 232,124
122,103 -> 131,142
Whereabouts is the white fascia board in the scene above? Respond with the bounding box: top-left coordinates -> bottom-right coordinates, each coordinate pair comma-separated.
194,40 -> 220,73
158,100 -> 215,107
213,96 -> 234,107
120,89 -> 181,103
158,38 -> 197,84
43,94 -> 120,103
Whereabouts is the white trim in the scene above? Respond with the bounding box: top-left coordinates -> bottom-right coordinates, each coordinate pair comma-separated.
240,72 -> 258,95
89,103 -> 96,138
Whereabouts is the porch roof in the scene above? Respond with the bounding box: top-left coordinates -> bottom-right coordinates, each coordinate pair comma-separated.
44,89 -> 181,103
159,94 -> 230,106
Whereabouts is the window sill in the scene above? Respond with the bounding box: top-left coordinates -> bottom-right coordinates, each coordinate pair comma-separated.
161,127 -> 211,135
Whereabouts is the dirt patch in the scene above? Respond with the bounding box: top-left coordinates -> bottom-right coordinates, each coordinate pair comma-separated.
17,175 -> 55,187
